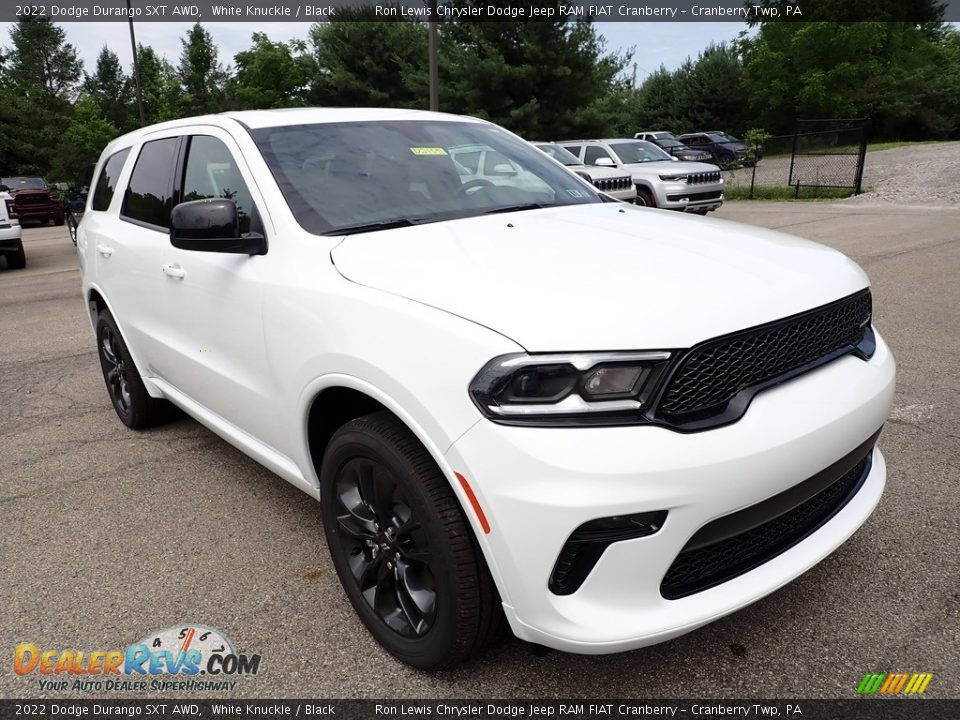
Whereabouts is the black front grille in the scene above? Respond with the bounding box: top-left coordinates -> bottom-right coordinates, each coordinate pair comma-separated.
656,290 -> 872,425
687,171 -> 721,184
16,192 -> 49,206
661,438 -> 875,599
594,177 -> 632,191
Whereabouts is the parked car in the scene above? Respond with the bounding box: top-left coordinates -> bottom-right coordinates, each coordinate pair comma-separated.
704,131 -> 765,162
634,131 -> 713,162
0,176 -> 65,226
677,132 -> 749,169
0,187 -> 25,269
79,108 -> 894,669
533,142 -> 636,203
558,138 -> 723,213
65,188 -> 88,245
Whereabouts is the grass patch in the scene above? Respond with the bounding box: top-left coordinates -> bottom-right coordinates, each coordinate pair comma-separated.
726,185 -> 855,201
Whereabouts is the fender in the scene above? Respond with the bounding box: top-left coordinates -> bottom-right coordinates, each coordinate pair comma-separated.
297,373 -> 511,605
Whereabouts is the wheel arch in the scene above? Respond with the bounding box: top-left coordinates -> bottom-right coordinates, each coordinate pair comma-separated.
300,375 -> 510,604
85,284 -> 163,399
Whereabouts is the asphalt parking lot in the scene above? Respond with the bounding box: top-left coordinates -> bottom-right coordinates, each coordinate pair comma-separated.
1,199 -> 958,700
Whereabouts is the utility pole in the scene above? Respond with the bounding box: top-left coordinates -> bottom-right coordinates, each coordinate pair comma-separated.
127,0 -> 146,126
428,0 -> 439,111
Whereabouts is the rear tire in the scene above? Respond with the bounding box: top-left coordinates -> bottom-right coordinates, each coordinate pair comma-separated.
95,309 -> 173,429
6,242 -> 26,269
320,411 -> 503,668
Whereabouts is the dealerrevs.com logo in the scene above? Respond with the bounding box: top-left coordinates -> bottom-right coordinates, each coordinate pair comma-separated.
856,672 -> 933,696
14,624 -> 262,693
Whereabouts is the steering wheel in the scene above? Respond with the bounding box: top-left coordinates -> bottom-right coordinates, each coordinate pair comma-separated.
458,178 -> 496,196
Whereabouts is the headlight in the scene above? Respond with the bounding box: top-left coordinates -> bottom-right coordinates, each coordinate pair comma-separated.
469,351 -> 671,426
659,174 -> 688,182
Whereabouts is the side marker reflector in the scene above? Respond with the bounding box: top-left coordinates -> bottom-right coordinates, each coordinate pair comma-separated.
455,472 -> 490,534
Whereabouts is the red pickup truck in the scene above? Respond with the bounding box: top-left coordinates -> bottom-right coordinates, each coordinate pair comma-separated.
0,176 -> 65,226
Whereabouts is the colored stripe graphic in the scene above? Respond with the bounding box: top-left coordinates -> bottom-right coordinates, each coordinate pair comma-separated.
857,672 -> 932,695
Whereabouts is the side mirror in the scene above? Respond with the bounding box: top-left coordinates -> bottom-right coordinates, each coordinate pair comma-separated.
170,199 -> 266,255
593,157 -> 616,167
0,185 -> 8,192
672,157 -> 680,162
490,163 -> 518,176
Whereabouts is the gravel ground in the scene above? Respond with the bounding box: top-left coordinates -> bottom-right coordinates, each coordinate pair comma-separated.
726,141 -> 960,205
849,141 -> 960,205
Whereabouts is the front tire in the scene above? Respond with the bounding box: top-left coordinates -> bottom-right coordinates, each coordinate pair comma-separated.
95,309 -> 172,429
6,241 -> 26,269
635,187 -> 655,207
320,411 -> 502,668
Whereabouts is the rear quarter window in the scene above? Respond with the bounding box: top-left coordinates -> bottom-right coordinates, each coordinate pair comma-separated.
92,148 -> 131,211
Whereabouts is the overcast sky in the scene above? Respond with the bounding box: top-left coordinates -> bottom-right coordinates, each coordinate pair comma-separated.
0,21 -> 746,85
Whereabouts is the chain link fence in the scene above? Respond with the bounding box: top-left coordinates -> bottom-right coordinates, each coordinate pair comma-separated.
725,119 -> 870,199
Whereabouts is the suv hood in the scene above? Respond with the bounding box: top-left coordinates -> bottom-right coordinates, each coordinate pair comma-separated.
626,160 -> 719,175
579,165 -> 632,180
330,204 -> 869,351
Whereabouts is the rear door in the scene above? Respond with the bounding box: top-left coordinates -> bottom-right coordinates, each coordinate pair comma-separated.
85,138 -> 179,371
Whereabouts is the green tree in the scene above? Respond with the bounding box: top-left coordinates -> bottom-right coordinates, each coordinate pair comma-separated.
0,18 -> 82,175
84,46 -> 133,131
738,0 -> 953,137
441,5 -> 629,139
136,44 -> 182,124
232,33 -> 315,109
50,94 -> 118,185
308,11 -> 428,107
177,22 -> 228,114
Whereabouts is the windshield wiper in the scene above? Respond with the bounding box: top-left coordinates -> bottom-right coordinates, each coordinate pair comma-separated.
482,202 -> 553,215
327,218 -> 420,236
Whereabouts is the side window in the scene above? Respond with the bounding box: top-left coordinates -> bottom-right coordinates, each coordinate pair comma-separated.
454,151 -> 482,174
122,138 -> 178,228
584,146 -> 613,166
92,148 -> 130,211
562,145 -> 583,158
182,135 -> 254,234
482,149 -> 516,175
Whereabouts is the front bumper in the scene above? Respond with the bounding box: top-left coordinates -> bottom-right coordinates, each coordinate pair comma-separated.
445,332 -> 895,653
14,204 -> 61,221
656,181 -> 724,213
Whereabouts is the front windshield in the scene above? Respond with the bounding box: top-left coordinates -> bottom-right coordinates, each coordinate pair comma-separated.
251,121 -> 600,235
535,143 -> 582,166
2,177 -> 48,190
608,141 -> 673,164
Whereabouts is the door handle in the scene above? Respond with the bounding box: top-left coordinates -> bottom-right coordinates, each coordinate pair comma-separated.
97,245 -> 114,258
161,263 -> 186,280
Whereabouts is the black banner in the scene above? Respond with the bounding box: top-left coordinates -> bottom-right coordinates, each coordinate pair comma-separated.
2,700 -> 960,720
1,0 -> 959,23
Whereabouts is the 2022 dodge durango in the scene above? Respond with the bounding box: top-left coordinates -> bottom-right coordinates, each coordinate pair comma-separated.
77,109 -> 895,669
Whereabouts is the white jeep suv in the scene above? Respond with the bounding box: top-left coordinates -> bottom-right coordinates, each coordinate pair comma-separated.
77,109 -> 894,669
559,138 -> 724,214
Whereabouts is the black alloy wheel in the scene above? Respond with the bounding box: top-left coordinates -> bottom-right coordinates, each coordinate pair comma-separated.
94,309 -> 173,429
334,456 -> 437,637
100,322 -> 133,418
320,411 -> 503,668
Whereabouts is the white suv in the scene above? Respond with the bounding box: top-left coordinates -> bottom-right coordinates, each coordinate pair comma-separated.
78,109 -> 895,669
559,138 -> 724,213
0,189 -> 25,269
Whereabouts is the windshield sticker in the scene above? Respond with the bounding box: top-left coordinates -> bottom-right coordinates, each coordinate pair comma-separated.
410,147 -> 448,156
565,188 -> 587,198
